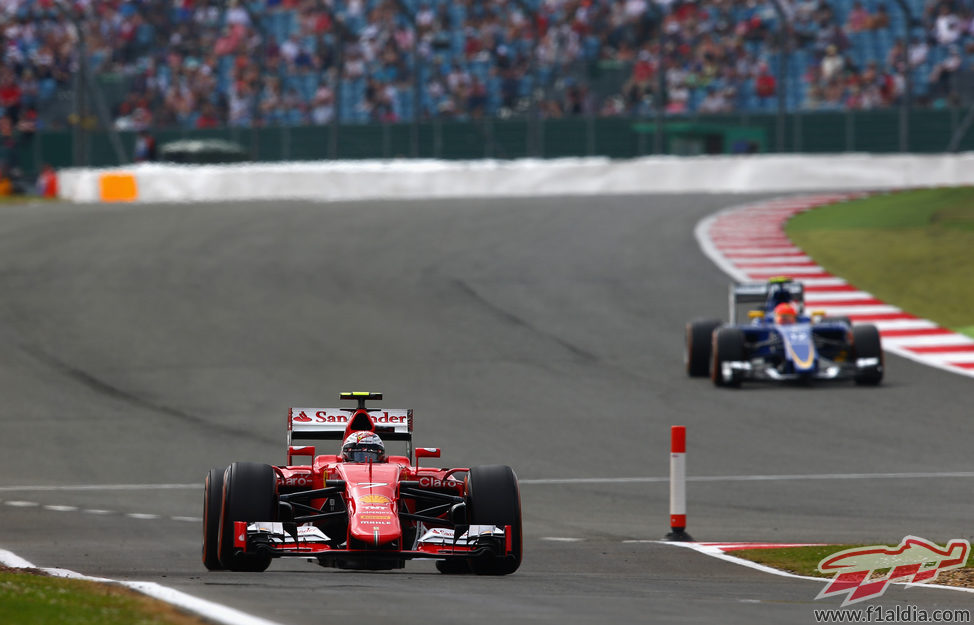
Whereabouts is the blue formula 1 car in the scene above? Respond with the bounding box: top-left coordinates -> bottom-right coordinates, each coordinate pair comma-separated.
685,277 -> 883,388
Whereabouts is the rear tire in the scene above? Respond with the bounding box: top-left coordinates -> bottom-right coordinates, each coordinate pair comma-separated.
852,324 -> 883,386
465,465 -> 522,575
711,327 -> 745,388
218,462 -> 277,572
202,467 -> 226,570
686,319 -> 720,377
435,559 -> 472,574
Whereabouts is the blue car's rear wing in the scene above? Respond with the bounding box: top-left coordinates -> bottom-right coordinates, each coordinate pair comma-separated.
730,278 -> 805,324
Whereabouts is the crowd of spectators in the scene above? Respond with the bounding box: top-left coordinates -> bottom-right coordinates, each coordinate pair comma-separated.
0,0 -> 973,133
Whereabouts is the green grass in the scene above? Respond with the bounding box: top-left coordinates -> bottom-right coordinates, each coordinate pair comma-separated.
0,195 -> 55,206
731,544 -> 974,580
786,188 -> 974,336
0,569 -> 207,625
732,545 -> 858,578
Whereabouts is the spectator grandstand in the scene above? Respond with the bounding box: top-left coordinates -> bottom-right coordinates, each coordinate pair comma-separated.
0,0 -> 971,132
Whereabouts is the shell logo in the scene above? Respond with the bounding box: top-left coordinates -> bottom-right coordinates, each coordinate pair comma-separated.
359,494 -> 392,504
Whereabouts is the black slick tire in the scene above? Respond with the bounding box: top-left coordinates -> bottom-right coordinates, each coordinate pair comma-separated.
465,465 -> 522,575
711,327 -> 745,388
686,319 -> 720,377
852,324 -> 884,386
217,462 -> 277,572
203,466 -> 226,570
435,559 -> 472,574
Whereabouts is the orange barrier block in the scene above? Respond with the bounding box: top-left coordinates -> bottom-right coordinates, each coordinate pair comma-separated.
99,173 -> 138,202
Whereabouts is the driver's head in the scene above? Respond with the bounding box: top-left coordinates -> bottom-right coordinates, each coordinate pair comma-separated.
342,431 -> 385,463
774,302 -> 797,325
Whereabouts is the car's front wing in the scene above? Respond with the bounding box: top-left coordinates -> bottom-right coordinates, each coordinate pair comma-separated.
719,357 -> 880,383
232,521 -> 513,561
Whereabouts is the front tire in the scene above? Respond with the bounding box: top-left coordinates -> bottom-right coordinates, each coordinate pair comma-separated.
202,466 -> 226,570
711,327 -> 745,388
217,462 -> 277,572
852,324 -> 884,386
686,319 -> 720,377
465,465 -> 522,575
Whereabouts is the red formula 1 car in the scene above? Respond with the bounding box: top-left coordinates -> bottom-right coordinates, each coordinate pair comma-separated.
202,392 -> 522,575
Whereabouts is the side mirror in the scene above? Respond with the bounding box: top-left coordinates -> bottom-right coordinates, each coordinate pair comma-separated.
288,445 -> 315,465
415,447 -> 440,468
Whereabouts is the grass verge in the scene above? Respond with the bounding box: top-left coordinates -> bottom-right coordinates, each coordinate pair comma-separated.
0,567 -> 209,625
730,544 -> 974,588
786,188 -> 974,338
0,195 -> 47,204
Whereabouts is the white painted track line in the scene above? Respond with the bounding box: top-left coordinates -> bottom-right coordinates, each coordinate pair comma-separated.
520,471 -> 974,485
0,483 -> 199,492
0,549 -> 287,625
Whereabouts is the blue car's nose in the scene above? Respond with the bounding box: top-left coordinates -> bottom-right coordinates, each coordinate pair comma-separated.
780,324 -> 817,372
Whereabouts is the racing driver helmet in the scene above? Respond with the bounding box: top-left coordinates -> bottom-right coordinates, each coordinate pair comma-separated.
774,302 -> 798,325
342,431 -> 386,463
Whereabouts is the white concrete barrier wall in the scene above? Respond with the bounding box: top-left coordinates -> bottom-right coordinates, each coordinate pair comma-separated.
58,153 -> 974,203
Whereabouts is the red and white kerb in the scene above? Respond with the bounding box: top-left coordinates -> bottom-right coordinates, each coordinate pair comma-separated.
670,425 -> 687,532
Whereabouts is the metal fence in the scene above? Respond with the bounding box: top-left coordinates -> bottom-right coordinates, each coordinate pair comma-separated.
8,107 -> 974,180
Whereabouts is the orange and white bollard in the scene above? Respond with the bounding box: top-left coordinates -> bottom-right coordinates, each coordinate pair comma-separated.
665,425 -> 693,541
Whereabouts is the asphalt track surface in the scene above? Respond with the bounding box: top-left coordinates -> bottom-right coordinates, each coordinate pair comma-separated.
0,195 -> 972,624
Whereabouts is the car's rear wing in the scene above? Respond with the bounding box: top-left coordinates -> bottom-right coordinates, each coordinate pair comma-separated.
288,407 -> 413,443
286,406 -> 414,464
730,278 -> 804,324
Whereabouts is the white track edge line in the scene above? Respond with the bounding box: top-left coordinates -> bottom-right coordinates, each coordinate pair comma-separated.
0,548 -> 287,625
695,204 -> 751,284
0,549 -> 35,568
662,540 -> 824,581
0,483 -> 199,492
